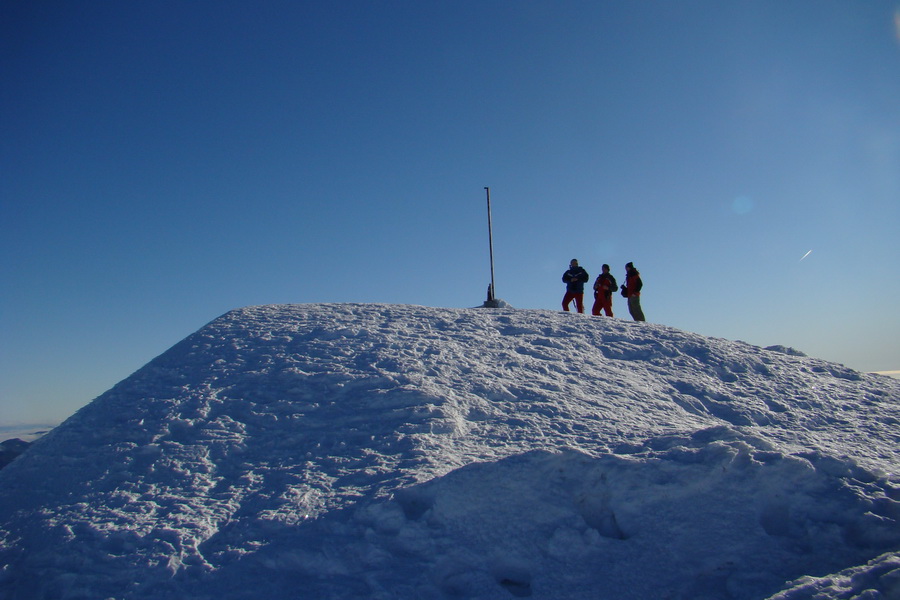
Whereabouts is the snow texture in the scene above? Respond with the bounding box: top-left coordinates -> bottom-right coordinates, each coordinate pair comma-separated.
1,304 -> 898,600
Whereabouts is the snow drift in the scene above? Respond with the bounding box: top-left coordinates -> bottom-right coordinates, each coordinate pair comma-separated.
1,303 -> 898,600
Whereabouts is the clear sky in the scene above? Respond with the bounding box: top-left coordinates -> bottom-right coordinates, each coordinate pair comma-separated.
2,1 -> 899,426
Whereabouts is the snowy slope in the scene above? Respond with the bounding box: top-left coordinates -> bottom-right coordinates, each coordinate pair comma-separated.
1,304 -> 898,600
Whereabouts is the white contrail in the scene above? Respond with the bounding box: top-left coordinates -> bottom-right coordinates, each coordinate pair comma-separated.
800,250 -> 812,262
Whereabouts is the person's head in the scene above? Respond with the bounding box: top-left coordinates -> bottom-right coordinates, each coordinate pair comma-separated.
602,264 -> 610,273
570,259 -> 579,268
625,262 -> 634,271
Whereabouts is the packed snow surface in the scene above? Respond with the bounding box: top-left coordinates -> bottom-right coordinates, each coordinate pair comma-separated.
1,304 -> 899,600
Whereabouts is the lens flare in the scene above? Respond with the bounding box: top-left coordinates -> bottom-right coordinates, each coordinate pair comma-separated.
732,196 -> 754,215
895,8 -> 900,44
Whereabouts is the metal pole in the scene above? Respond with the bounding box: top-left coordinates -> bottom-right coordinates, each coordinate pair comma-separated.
485,187 -> 495,301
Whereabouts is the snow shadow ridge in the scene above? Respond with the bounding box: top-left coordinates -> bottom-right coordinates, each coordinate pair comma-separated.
176,426 -> 900,600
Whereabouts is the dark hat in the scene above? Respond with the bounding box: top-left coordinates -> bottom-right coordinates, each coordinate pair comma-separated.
625,262 -> 634,269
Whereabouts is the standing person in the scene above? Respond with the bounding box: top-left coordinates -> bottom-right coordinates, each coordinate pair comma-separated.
561,259 -> 589,313
621,262 -> 646,321
591,264 -> 617,317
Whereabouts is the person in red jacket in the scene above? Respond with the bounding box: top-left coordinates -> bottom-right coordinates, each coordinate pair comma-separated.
621,262 -> 646,321
591,264 -> 617,317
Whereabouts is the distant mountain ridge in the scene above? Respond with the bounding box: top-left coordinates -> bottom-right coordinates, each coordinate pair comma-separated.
1,304 -> 898,599
0,439 -> 31,470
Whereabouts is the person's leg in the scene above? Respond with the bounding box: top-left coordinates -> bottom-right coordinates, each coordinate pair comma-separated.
575,294 -> 585,314
602,297 -> 614,317
628,296 -> 645,321
562,292 -> 575,311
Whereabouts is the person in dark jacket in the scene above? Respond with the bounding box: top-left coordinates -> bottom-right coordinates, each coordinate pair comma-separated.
591,264 -> 617,317
561,259 -> 589,313
621,262 -> 646,321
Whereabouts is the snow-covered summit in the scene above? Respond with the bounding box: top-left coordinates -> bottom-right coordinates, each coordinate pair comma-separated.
1,303 -> 898,599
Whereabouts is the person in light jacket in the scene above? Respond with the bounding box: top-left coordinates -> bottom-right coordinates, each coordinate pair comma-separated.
621,262 -> 645,321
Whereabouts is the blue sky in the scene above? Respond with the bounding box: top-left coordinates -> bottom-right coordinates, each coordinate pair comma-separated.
2,1 -> 899,425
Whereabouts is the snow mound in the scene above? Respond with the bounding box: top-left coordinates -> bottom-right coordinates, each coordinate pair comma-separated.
477,298 -> 514,309
1,304 -> 898,600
